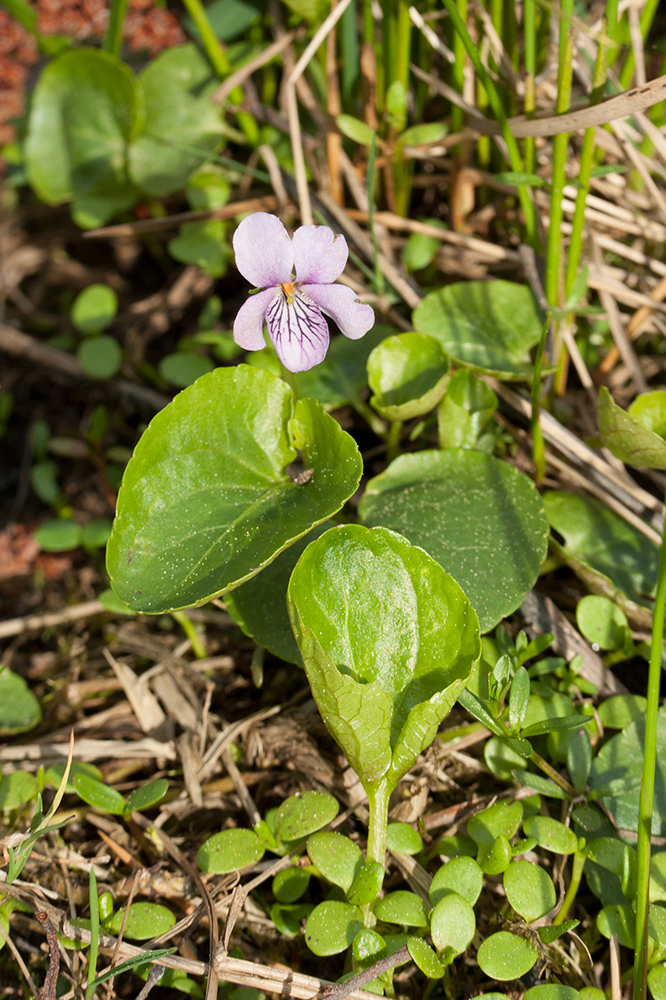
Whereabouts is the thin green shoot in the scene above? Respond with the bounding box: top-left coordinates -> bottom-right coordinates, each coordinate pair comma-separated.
367,130 -> 386,296
87,869 -> 100,1000
171,610 -> 207,659
523,0 -> 536,175
530,313 -> 550,484
102,0 -> 128,57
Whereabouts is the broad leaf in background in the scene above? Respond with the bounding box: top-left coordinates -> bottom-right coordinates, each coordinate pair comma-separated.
544,491 -> 657,618
25,48 -> 142,227
288,525 -> 480,793
0,667 -> 41,735
367,332 -> 449,421
413,281 -> 543,380
597,387 -> 666,470
438,369 -> 498,450
107,366 -> 362,612
359,450 -> 548,632
128,44 -> 224,197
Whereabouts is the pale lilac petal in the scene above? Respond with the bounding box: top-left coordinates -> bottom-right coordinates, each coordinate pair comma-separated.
299,283 -> 375,340
265,290 -> 330,372
233,213 -> 294,288
233,287 -> 279,351
293,225 -> 348,284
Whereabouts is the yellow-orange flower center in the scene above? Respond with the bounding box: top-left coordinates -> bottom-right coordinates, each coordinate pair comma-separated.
281,282 -> 294,301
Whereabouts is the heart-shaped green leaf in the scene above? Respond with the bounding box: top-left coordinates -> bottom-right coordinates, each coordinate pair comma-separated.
597,386 -> 666,469
107,366 -> 362,613
413,281 -> 543,380
359,450 -> 548,632
367,332 -> 449,421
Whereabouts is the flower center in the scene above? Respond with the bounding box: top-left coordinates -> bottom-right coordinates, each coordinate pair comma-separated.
280,281 -> 295,302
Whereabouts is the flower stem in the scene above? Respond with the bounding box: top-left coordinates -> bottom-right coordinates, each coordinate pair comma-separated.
103,0 -> 128,56
386,420 -> 402,464
279,362 -> 298,402
633,483 -> 666,1000
554,849 -> 586,924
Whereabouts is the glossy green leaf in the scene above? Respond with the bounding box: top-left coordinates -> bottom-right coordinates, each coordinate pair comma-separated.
597,904 -> 634,947
484,736 -> 528,781
360,450 -> 548,632
524,986 -> 580,1000
0,771 -> 38,810
503,860 -> 556,921
36,519 -> 82,552
272,866 -> 311,903
367,332 -> 449,421
576,595 -> 628,651
522,816 -> 578,854
45,761 -> 102,793
226,522 -> 334,664
476,931 -> 539,980
274,791 -> 338,844
307,831 -> 363,893
430,856 -> 483,907
649,964 -> 666,1000
598,694 -> 647,729
520,714 -> 592,738
25,48 -> 141,223
128,45 -> 223,197
544,491 -> 657,610
304,901 -> 363,956
477,834 -> 513,875
386,823 -> 423,856
81,519 -> 112,550
0,667 -> 41,734
73,774 -> 126,815
468,800 -> 524,847
77,336 -> 123,379
597,387 -> 666,470
336,114 -> 375,145
651,852 -> 666,902
430,892 -> 476,957
125,778 -> 169,814
413,280 -> 543,380
374,891 -> 429,928
353,928 -> 386,964
107,366 -> 362,613
288,525 -> 480,791
407,936 -> 444,978
567,729 -> 592,796
270,902 -> 313,937
292,324 -> 393,410
196,828 -> 265,873
71,284 -> 118,334
438,369 -> 498,450
105,901 -> 176,940
512,769 -> 571,800
347,861 -> 385,905
159,352 -> 216,388
537,920 -> 579,944
509,667 -> 530,732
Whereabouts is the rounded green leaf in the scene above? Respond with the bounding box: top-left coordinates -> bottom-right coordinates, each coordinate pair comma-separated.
0,668 -> 41,734
72,284 -> 118,334
413,281 -> 543,380
105,901 -> 176,940
576,595 -> 628,651
579,990 -> 605,1000
304,901 -> 363,956
598,695 -> 647,730
353,928 -> 386,964
273,791 -> 338,844
367,332 -> 449,421
45,761 -> 101,794
651,852 -> 666,902
347,861 -> 385,906
649,965 -> 666,1000
374,891 -> 429,928
272,866 -> 311,903
0,771 -> 38,810
597,904 -> 634,947
81,518 -> 112,550
168,221 -> 228,278
125,778 -> 169,813
477,834 -> 513,875
438,368 -> 498,450
430,856 -> 483,907
36,519 -> 82,552
197,828 -> 265,874
430,892 -> 476,956
359,450 -> 548,632
288,525 -> 480,789
306,831 -> 363,893
484,736 -> 528,781
476,931 -> 539,980
25,48 -> 142,220
407,936 -> 445,979
386,822 -> 423,856
73,774 -> 126,815
401,122 -> 448,146
522,816 -> 578,855
336,114 -> 374,145
468,800 -> 524,847
598,387 -> 666,470
504,860 -> 556,922
159,352 -> 216,388
524,987 -> 580,1000
77,336 -> 123,379
107,366 -> 362,613
270,902 -> 312,937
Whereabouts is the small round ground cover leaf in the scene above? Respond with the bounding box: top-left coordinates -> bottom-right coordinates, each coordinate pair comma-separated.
386,822 -> 423,856
271,902 -> 313,937
304,901 -> 363,956
73,774 -> 126,815
288,524 -> 480,791
576,595 -> 628,651
649,965 -> 666,1000
107,366 -> 362,613
367,332 -> 449,421
81,518 -> 112,549
77,336 -> 123,379
407,937 -> 444,979
25,48 -> 142,219
36,519 -> 82,552
589,706 -> 666,836
72,284 -> 118,334
347,861 -> 385,905
477,835 -> 513,876
307,831 -> 363,892
430,856 -> 483,907
544,491 -> 658,608
484,736 -> 528,781
105,902 -> 176,940
159,352 -> 216,388
128,44 -> 223,198
294,324 -> 395,410
522,816 -> 578,855
476,931 -> 539,980
273,790 -> 339,843
272,866 -> 311,903
45,761 -> 102,793
598,695 -> 647,730
197,828 -> 265,873
597,904 -> 635,947
503,860 -> 556,922
652,853 -> 666,902
468,800 -> 524,848
226,521 -> 334,664
125,778 -> 169,813
413,280 -> 543,380
0,771 -> 38,810
374,891 -> 429,928
0,667 -> 41,734
430,891 -> 476,955
598,387 -> 666,470
359,450 -> 548,632
524,986 -> 580,1000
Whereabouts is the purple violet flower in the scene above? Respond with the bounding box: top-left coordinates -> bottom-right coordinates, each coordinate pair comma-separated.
232,213 -> 375,373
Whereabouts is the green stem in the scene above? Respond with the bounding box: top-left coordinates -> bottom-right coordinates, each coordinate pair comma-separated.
530,312 -> 550,484
529,749 -> 576,797
386,420 -> 402,463
102,0 -> 128,56
396,0 -> 411,92
86,869 -> 99,1000
366,779 -> 392,867
554,849 -> 586,925
171,610 -> 207,660
279,362 -> 298,401
523,0 -> 536,175
451,0 -> 467,136
633,484 -> 666,1000
544,0 -> 574,308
